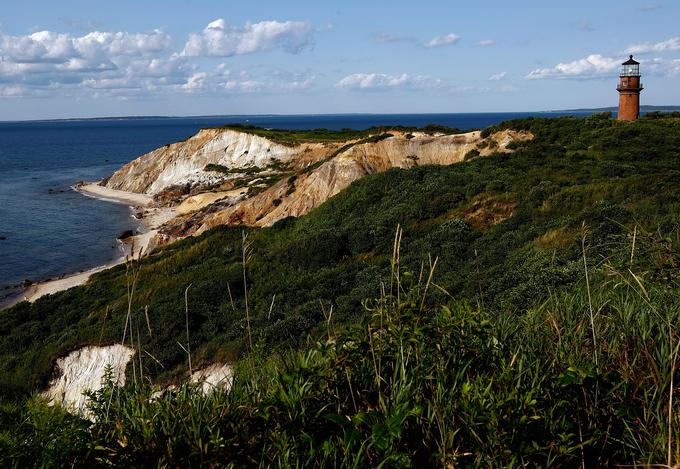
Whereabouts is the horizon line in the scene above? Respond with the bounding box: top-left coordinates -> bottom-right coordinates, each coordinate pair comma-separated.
2,105 -> 679,124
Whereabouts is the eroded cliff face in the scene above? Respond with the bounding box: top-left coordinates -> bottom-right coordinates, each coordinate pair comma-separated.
41,344 -> 232,415
104,128 -> 346,195
42,344 -> 135,415
190,363 -> 233,394
103,127 -> 532,244
46,128 -> 531,413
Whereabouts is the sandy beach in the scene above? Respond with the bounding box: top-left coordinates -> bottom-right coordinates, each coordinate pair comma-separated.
76,182 -> 175,259
76,182 -> 154,207
18,262 -> 122,304
1,182 -> 175,309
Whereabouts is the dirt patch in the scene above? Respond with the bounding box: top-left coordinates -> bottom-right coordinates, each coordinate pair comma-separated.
463,197 -> 518,230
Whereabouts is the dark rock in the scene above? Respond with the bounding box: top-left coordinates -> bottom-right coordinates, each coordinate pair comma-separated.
0,236 -> 6,240
117,229 -> 136,240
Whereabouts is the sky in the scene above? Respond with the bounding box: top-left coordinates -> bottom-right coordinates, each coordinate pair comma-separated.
0,0 -> 678,120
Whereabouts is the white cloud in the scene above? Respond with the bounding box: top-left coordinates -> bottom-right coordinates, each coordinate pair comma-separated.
374,32 -> 400,43
643,57 -> 680,76
0,29 -> 171,66
0,84 -> 29,97
175,65 -> 316,95
476,39 -> 496,47
0,22 -> 319,99
489,71 -> 507,81
373,32 -> 415,44
526,50 -> 680,80
625,37 -> 680,54
0,27 -> 188,97
269,69 -> 316,90
336,73 -> 441,91
179,72 -> 207,92
423,33 -> 461,48
525,54 -> 620,79
182,19 -> 314,57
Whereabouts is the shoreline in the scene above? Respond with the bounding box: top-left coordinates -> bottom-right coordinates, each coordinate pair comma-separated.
1,182 -> 175,310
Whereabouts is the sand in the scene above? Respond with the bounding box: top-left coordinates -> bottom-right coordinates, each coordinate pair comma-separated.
76,182 -> 154,206
175,189 -> 247,215
20,262 -> 121,303
1,182 -> 176,308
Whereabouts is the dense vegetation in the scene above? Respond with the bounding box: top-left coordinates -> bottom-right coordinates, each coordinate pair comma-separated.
208,123 -> 461,146
2,114 -> 680,466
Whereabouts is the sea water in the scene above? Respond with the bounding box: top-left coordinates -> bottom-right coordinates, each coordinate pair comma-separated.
0,112 -> 590,291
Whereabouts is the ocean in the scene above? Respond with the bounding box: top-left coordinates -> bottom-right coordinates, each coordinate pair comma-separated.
0,112 -> 591,292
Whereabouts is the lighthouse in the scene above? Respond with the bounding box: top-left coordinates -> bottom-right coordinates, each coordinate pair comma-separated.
617,55 -> 643,121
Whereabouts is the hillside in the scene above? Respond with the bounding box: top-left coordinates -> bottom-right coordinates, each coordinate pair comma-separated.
100,124 -> 530,245
552,105 -> 680,113
2,114 -> 680,466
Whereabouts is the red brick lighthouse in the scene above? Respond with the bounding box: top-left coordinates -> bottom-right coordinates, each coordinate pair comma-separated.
617,55 -> 643,121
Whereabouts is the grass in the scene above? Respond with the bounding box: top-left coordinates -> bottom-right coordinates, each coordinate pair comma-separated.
2,228 -> 679,467
207,124 -> 462,146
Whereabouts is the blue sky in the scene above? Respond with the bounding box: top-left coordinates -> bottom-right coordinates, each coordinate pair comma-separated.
0,0 -> 678,119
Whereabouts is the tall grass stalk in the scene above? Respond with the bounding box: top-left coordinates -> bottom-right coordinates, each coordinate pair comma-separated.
581,227 -> 599,371
226,281 -> 235,311
184,284 -> 193,376
144,305 -> 152,337
242,230 -> 253,351
390,224 -> 402,302
268,294 -> 276,320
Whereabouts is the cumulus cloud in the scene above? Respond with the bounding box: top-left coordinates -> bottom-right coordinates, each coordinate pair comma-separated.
176,64 -> 316,95
476,39 -> 496,47
336,73 -> 441,91
182,19 -> 314,57
0,20 -> 319,99
526,48 -> 680,80
423,33 -> 461,48
0,29 -> 172,65
0,27 -> 188,96
642,57 -> 680,76
179,72 -> 208,92
488,71 -> 507,81
0,84 -> 30,97
525,54 -> 620,79
625,37 -> 680,54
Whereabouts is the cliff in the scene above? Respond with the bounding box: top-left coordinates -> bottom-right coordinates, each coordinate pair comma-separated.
41,343 -> 232,415
42,345 -> 135,415
104,128 -> 347,194
103,126 -> 532,244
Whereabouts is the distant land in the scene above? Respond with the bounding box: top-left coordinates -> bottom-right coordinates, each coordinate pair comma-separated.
3,107 -> 679,124
550,104 -> 680,113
